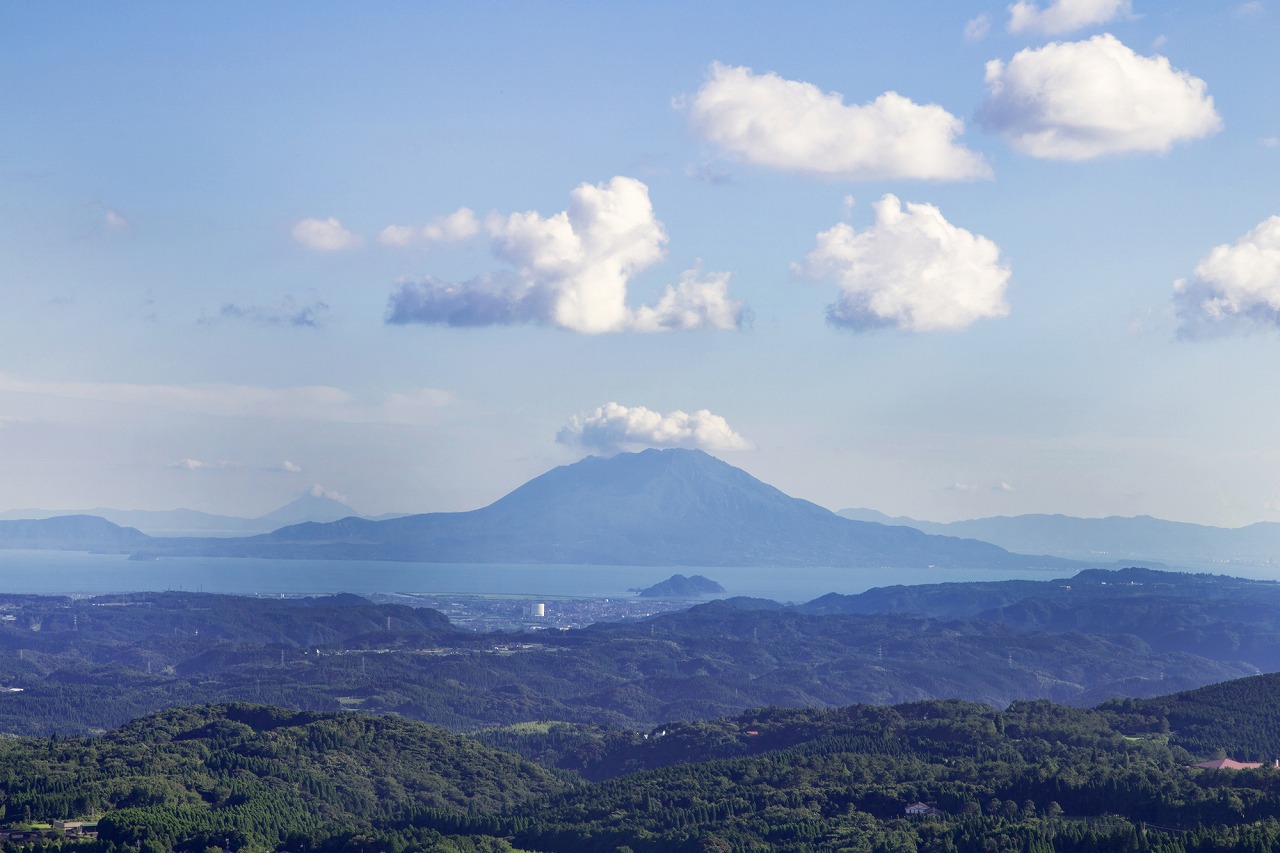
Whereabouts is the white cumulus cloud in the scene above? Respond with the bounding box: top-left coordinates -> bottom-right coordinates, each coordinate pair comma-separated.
280,460 -> 302,473
1174,215 -> 1280,336
796,194 -> 1011,333
1008,0 -> 1131,35
557,402 -> 752,454
378,208 -> 480,246
292,217 -> 363,251
385,176 -> 745,334
631,267 -> 744,332
487,175 -> 666,333
684,63 -> 990,181
980,34 -> 1222,160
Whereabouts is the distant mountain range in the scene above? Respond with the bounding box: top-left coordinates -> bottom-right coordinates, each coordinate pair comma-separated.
141,448 -> 1077,568
838,507 -> 1280,568
14,453 -> 1280,570
0,489 -> 362,537
0,449 -> 1075,569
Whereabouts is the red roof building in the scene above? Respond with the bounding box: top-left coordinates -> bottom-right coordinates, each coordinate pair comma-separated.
1190,758 -> 1264,770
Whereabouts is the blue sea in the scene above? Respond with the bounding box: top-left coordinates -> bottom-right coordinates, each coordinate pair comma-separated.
0,550 -> 1091,603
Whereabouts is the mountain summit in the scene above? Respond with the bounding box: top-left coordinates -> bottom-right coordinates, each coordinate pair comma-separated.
257,487 -> 359,528
163,449 -> 1063,568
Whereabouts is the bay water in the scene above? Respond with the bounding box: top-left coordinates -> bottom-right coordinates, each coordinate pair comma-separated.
0,549 -> 1089,603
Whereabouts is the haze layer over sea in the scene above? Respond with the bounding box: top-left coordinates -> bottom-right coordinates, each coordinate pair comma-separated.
0,550 -> 1104,602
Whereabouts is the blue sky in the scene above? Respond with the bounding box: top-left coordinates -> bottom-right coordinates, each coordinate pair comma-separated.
3,1 -> 1280,526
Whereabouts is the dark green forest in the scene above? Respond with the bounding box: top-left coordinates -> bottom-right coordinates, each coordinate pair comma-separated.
6,682 -> 1280,851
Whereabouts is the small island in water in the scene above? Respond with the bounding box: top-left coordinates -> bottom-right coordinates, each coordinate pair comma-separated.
634,573 -> 725,597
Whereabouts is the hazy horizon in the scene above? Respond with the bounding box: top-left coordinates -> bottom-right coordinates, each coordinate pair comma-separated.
4,3 -> 1280,527
7,446 -> 1280,534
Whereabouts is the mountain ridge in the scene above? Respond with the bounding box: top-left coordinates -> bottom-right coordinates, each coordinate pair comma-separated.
134,448 -> 1076,568
0,490 -> 360,537
838,507 -> 1280,566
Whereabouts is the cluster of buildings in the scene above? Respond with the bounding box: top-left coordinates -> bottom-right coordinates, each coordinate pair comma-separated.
371,592 -> 696,631
0,821 -> 97,843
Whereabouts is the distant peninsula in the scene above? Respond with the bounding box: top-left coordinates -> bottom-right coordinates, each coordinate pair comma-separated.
635,573 -> 725,597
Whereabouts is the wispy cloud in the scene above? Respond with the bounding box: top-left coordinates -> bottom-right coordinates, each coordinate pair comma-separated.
378,208 -> 480,246
307,483 -> 348,503
104,208 -> 129,231
947,480 -> 1015,493
684,162 -> 733,185
210,297 -> 329,328
1007,0 -> 1132,35
0,375 -> 453,425
292,217 -> 363,251
168,458 -> 241,471
964,13 -> 992,41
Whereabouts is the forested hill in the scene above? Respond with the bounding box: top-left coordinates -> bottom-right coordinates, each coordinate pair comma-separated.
11,679 -> 1280,851
1102,671 -> 1280,761
797,566 -> 1280,671
0,703 -> 567,852
485,671 -> 1280,782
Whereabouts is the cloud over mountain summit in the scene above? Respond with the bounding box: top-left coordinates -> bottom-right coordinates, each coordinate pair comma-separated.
558,403 -> 751,453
